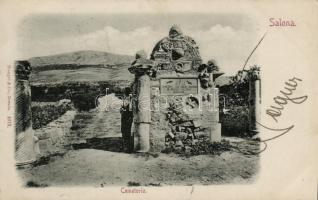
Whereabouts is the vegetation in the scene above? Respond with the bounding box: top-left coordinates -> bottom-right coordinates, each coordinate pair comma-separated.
219,66 -> 260,137
31,100 -> 74,129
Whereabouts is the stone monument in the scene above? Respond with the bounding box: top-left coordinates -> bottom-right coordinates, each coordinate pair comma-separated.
128,25 -> 223,152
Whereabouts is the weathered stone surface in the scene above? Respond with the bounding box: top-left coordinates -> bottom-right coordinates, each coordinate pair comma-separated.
191,139 -> 198,145
194,131 -> 209,138
175,140 -> 183,147
187,134 -> 194,139
177,112 -> 191,122
168,113 -> 180,123
146,26 -> 222,152
192,120 -> 202,128
15,60 -> 39,165
185,127 -> 193,134
210,123 -> 222,143
249,77 -> 261,134
175,132 -> 187,140
151,25 -> 202,72
167,131 -> 175,139
35,110 -> 76,157
184,146 -> 192,153
175,126 -> 184,132
34,131 -> 50,140
180,121 -> 193,127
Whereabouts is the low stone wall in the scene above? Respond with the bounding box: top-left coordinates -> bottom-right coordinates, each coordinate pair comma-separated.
31,100 -> 74,130
34,110 -> 76,157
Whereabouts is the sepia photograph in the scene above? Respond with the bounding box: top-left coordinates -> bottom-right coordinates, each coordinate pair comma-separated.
15,13 -> 262,187
1,1 -> 317,199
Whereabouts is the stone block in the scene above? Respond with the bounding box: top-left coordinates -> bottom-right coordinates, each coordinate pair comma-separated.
169,113 -> 179,123
149,129 -> 166,152
201,111 -> 219,127
175,132 -> 187,140
38,139 -> 61,157
194,131 -> 208,138
191,139 -> 198,145
177,112 -> 190,121
34,130 -> 50,140
184,146 -> 192,153
192,120 -> 202,128
176,125 -> 185,132
185,127 -> 193,134
180,121 -> 193,127
175,140 -> 183,147
167,131 -> 175,138
210,123 -> 221,143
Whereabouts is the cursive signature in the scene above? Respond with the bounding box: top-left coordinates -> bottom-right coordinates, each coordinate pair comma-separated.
237,77 -> 308,155
265,77 -> 308,122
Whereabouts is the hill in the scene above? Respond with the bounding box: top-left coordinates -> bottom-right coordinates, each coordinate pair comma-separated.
28,50 -> 134,68
28,50 -> 135,84
28,50 -> 233,87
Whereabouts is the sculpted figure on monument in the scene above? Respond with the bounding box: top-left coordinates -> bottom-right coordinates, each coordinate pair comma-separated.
198,59 -> 220,89
129,50 -> 154,75
150,25 -> 202,72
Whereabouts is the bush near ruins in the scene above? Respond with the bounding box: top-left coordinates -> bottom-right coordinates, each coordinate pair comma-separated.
31,100 -> 74,129
31,81 -> 130,111
219,66 -> 260,138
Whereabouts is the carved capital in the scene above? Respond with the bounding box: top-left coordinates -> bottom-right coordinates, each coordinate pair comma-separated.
247,68 -> 261,81
15,60 -> 31,80
129,58 -> 154,76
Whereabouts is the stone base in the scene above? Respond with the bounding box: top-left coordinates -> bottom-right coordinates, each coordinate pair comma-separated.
16,127 -> 38,165
210,123 -> 221,143
133,123 -> 150,152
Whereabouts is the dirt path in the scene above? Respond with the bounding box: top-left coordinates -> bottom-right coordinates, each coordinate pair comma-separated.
19,109 -> 259,187
18,137 -> 259,187
68,109 -> 122,145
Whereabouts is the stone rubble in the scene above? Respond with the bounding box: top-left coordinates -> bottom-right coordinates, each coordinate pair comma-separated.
164,99 -> 210,152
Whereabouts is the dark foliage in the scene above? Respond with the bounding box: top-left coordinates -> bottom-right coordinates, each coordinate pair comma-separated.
31,101 -> 74,129
219,66 -> 260,137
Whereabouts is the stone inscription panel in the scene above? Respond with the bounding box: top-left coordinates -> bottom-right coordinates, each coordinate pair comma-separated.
160,78 -> 198,95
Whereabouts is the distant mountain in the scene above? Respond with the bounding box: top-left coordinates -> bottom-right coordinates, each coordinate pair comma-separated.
28,50 -> 134,68
28,50 -> 234,86
28,50 -> 135,84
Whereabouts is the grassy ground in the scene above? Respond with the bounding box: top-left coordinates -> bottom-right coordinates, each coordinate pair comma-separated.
31,67 -> 133,84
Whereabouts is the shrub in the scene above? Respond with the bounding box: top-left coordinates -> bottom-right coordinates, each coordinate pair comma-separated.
31,100 -> 74,129
219,66 -> 260,137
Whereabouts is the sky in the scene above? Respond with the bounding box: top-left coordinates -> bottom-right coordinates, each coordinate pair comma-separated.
17,13 -> 260,75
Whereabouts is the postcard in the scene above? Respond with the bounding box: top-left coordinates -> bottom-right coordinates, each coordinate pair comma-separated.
0,0 -> 317,199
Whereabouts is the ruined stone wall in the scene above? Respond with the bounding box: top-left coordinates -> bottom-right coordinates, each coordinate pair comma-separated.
149,80 -> 220,152
31,100 -> 74,129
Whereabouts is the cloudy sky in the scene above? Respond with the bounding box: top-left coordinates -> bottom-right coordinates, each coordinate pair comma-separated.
17,13 -> 259,75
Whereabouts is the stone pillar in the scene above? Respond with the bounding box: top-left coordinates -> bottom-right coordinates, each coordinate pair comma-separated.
134,74 -> 151,152
129,53 -> 153,152
15,61 -> 38,165
248,69 -> 261,135
209,87 -> 222,143
207,69 -> 224,143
